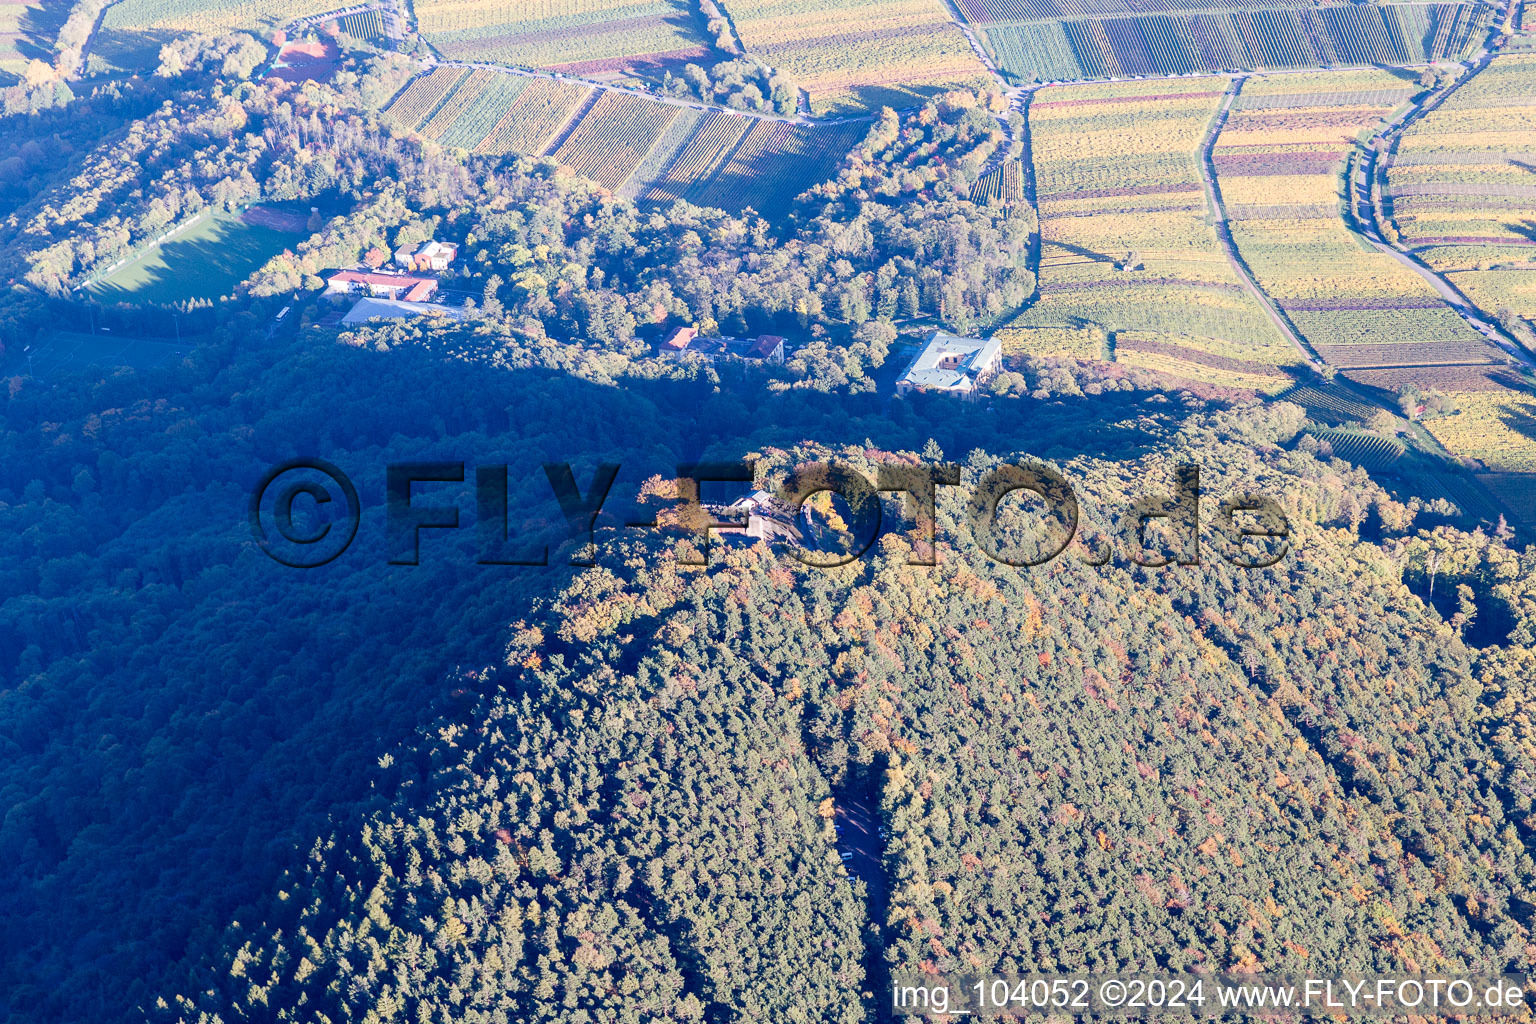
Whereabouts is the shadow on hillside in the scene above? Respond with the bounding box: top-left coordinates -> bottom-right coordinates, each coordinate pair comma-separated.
10,0 -> 71,72
82,26 -> 178,74
0,319 -> 1227,1020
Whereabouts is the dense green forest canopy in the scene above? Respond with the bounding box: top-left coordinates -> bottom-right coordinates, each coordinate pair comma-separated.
4,26 -> 1536,1024
5,305 -> 1536,1022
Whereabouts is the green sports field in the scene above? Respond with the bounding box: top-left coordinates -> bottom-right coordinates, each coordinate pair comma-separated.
87,210 -> 304,305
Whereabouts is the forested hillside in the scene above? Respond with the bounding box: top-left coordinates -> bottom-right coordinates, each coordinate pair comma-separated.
5,12 -> 1536,1024
8,322 -> 1504,1023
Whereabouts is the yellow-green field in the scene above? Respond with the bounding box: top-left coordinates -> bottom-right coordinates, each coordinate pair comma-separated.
415,0 -> 710,75
727,0 -> 989,114
1216,68 -> 1499,369
1388,55 -> 1536,326
1007,78 -> 1299,392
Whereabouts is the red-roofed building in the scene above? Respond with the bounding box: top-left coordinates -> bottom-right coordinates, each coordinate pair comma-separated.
324,270 -> 437,300
661,326 -> 698,352
403,280 -> 436,302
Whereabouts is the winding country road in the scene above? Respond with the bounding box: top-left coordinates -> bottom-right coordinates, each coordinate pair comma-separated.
1350,38 -> 1536,370
1197,76 -> 1326,371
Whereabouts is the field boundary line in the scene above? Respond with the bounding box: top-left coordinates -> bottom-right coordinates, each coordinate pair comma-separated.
1198,75 -> 1324,371
1356,15 -> 1536,370
427,60 -> 876,127
541,85 -> 601,157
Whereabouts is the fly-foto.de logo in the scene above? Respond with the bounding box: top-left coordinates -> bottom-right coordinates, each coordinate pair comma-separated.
248,458 -> 1291,570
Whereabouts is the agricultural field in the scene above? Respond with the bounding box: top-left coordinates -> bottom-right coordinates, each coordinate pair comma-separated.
385,67 -> 472,132
414,0 -> 710,76
435,74 -> 533,149
1423,387 -> 1536,471
1113,330 -> 1296,393
1477,472 -> 1536,531
1344,362 -> 1531,393
337,8 -> 389,45
994,325 -> 1106,359
725,0 -> 990,114
85,206 -> 306,306
1306,426 -> 1408,471
1329,359 -> 1536,480
676,117 -> 865,220
975,3 -> 1490,84
630,109 -> 861,217
90,0 -> 336,73
1389,55 -> 1536,255
0,0 -> 67,84
618,106 -> 711,199
1007,78 -> 1301,390
1215,69 -> 1501,368
384,68 -> 861,217
476,79 -> 593,155
1386,54 -> 1536,328
1276,382 -> 1383,425
386,70 -> 594,157
971,159 -> 1026,206
553,91 -> 681,190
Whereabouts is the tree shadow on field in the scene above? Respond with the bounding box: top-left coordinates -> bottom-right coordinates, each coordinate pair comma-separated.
1499,400 -> 1536,446
1369,63 -> 1422,86
13,0 -> 71,68
1043,239 -> 1118,264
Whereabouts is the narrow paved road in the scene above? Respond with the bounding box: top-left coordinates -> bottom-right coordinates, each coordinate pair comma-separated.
936,0 -> 1016,88
1197,76 -> 1325,371
1351,28 -> 1535,370
934,0 -> 1034,178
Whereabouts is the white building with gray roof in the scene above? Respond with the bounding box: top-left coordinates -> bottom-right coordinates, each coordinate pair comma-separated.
895,330 -> 1003,398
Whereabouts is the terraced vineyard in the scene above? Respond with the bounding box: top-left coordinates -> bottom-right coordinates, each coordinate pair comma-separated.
476,80 -> 593,155
973,3 -> 1491,84
1307,427 -> 1409,470
436,75 -> 532,149
633,109 -> 751,202
1006,79 -> 1299,392
1215,69 -> 1502,369
1278,382 -> 1385,424
414,0 -> 710,76
420,69 -> 503,140
682,118 -> 866,220
338,8 -> 388,44
385,67 -> 471,132
387,71 -> 594,156
971,160 -> 1026,206
384,69 -> 860,217
1477,471 -> 1536,530
1387,54 -> 1536,327
553,92 -> 681,190
726,0 -> 991,114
